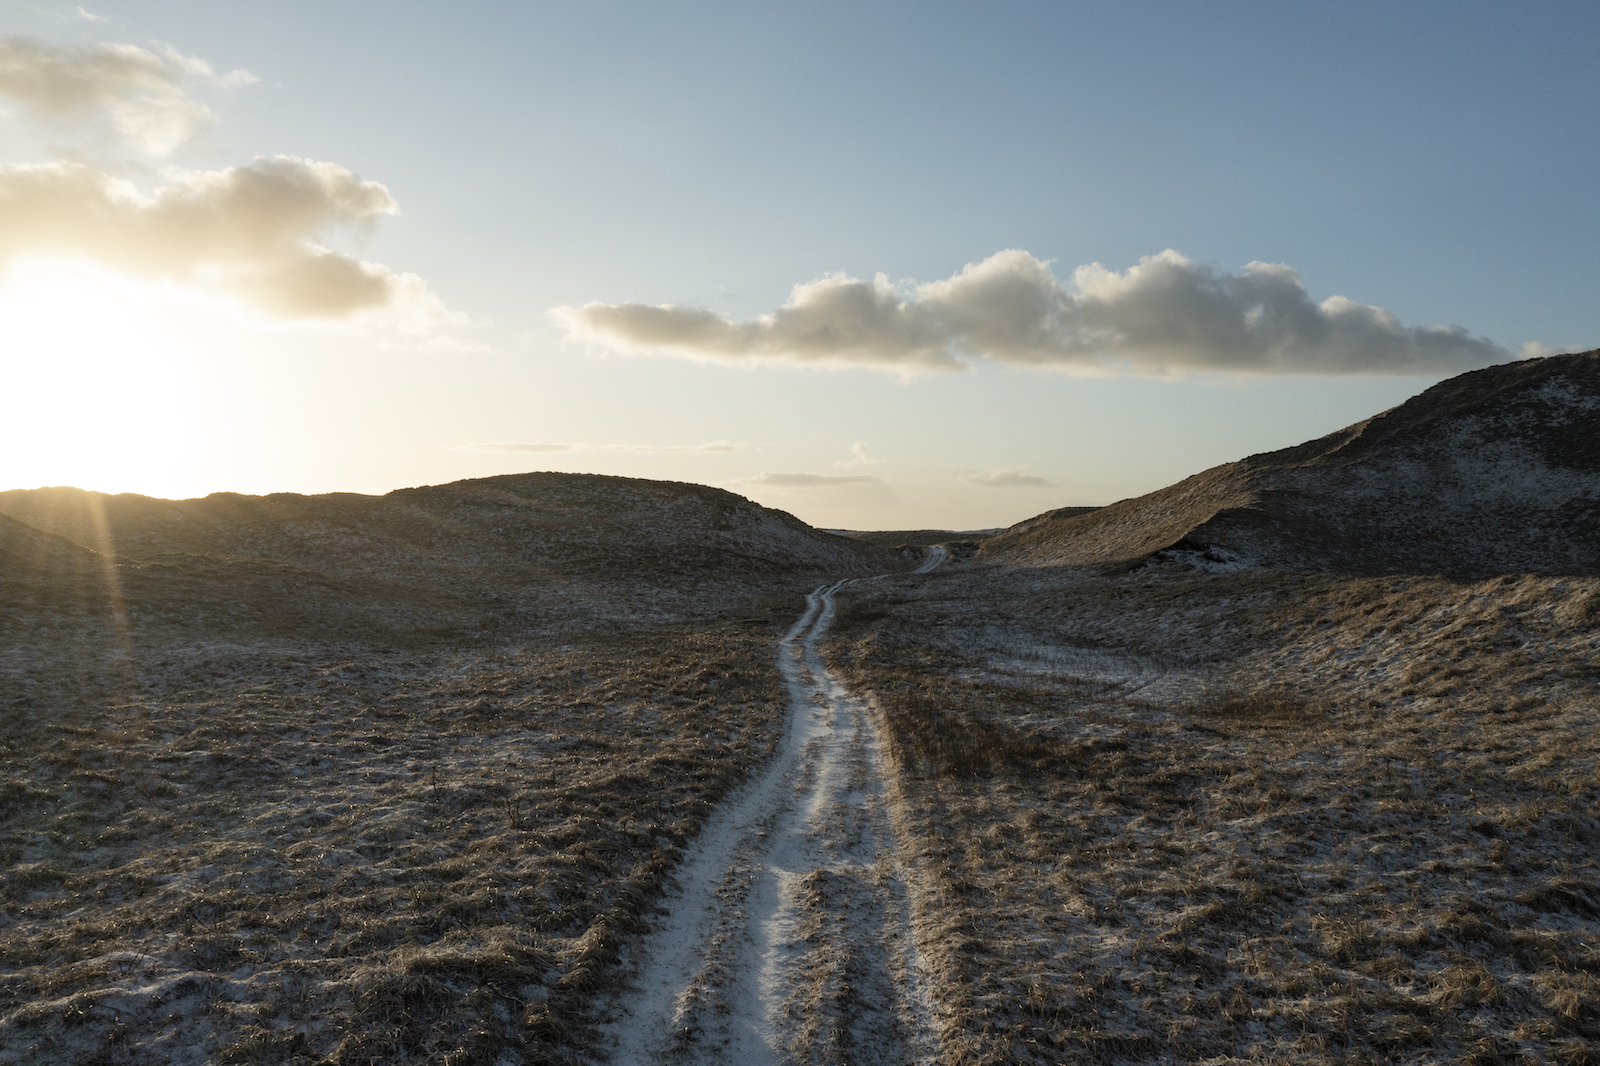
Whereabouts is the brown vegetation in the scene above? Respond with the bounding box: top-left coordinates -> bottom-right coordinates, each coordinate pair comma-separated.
4,355 -> 1598,1062
0,625 -> 796,1064
982,349 -> 1600,578
0,472 -> 890,1065
831,561 -> 1600,1064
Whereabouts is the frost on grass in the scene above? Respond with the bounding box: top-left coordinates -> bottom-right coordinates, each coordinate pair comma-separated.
0,473 -> 890,1065
830,562 -> 1600,1065
5,462 -> 1599,1063
983,352 -> 1600,580
0,627 -> 807,1065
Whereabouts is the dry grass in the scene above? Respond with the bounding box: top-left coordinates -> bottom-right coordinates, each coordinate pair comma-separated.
5,470 -> 1597,1061
0,472 -> 896,1064
0,620 -> 799,1065
830,562 -> 1600,1064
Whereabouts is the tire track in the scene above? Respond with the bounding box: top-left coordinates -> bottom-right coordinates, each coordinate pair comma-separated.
604,578 -> 938,1065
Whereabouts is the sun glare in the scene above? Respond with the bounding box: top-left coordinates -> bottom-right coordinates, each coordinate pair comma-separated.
1,259 -> 260,500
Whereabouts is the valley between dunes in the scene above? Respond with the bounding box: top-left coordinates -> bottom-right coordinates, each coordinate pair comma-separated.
2,353 -> 1598,1065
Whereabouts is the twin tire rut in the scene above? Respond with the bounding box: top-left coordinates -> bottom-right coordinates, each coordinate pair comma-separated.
605,578 -> 938,1065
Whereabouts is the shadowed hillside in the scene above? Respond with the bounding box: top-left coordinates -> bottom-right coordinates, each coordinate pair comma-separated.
0,471 -> 894,645
981,350 -> 1600,577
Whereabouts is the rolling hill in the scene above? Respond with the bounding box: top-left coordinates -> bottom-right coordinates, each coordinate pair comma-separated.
981,349 -> 1600,577
0,471 -> 893,645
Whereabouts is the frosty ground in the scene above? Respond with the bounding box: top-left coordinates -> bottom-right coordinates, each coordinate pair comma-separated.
601,577 -> 935,1065
2,468 -> 1597,1064
828,560 -> 1600,1064
0,475 -> 892,1064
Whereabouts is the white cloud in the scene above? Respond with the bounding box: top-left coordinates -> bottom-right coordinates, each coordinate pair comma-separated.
554,249 -> 1514,376
739,472 -> 881,488
554,272 -> 962,372
0,157 -> 452,322
0,34 -> 256,155
77,8 -> 108,24
834,441 -> 882,469
963,469 -> 1056,489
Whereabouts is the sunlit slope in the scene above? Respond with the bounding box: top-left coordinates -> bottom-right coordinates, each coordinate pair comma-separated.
982,349 -> 1600,577
0,472 -> 892,642
0,511 -> 102,573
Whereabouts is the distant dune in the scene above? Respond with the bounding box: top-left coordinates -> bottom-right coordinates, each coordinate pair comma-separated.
0,511 -> 104,573
841,528 -> 999,547
0,471 -> 894,643
981,349 -> 1600,578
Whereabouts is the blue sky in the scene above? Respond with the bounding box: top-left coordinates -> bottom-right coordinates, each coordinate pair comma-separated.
2,1 -> 1595,528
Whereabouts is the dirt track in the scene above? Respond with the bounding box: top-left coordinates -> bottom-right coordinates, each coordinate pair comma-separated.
602,578 -> 938,1065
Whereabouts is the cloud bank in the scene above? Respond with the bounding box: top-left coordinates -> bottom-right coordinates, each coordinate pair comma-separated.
554,250 -> 1512,376
0,157 -> 448,320
739,472 -> 880,488
963,469 -> 1056,489
0,34 -> 255,155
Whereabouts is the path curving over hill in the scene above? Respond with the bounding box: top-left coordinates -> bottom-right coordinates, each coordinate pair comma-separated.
602,579 -> 938,1065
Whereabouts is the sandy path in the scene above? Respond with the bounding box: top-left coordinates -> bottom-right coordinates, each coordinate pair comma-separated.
603,578 -> 938,1065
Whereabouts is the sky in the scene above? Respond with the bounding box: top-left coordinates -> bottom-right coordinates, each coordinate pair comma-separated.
1,1 -> 1596,530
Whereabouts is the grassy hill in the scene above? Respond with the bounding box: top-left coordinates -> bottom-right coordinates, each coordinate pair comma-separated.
982,350 -> 1600,578
0,473 -> 894,1065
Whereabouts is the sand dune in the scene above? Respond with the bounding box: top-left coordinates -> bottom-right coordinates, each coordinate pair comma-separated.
983,350 -> 1600,577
